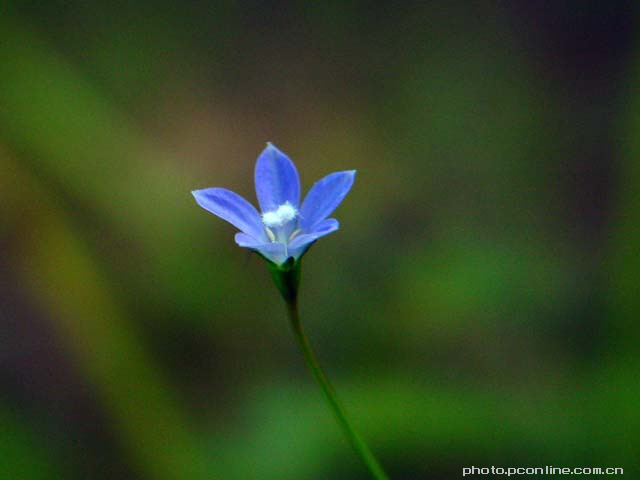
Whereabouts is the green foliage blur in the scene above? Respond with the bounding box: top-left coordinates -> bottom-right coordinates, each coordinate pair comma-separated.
1,2 -> 639,479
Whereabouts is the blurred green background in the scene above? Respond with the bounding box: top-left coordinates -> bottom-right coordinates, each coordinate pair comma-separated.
1,2 -> 639,479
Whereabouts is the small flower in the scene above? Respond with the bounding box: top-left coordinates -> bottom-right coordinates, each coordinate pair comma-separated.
192,143 -> 356,266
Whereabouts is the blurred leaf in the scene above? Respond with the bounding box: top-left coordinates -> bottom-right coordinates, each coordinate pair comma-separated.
0,406 -> 65,480
3,152 -> 213,479
0,16 -> 236,325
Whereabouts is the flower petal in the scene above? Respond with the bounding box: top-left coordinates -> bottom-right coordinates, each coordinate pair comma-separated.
299,170 -> 355,231
288,218 -> 340,259
235,233 -> 287,264
192,188 -> 266,241
254,143 -> 301,212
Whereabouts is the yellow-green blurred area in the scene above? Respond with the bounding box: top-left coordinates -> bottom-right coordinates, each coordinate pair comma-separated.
1,1 -> 639,479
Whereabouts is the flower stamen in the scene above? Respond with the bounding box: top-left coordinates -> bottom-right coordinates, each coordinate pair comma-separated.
288,229 -> 301,241
262,202 -> 297,228
265,227 -> 276,242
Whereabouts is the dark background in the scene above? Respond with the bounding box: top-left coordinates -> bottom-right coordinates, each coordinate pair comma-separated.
1,2 -> 639,478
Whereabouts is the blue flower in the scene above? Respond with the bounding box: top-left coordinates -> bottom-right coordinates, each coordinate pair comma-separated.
192,143 -> 356,265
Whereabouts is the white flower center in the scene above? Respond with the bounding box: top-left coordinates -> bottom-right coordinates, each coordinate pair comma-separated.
262,202 -> 297,228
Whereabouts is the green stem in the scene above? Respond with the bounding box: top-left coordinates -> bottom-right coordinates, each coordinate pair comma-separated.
286,298 -> 390,480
